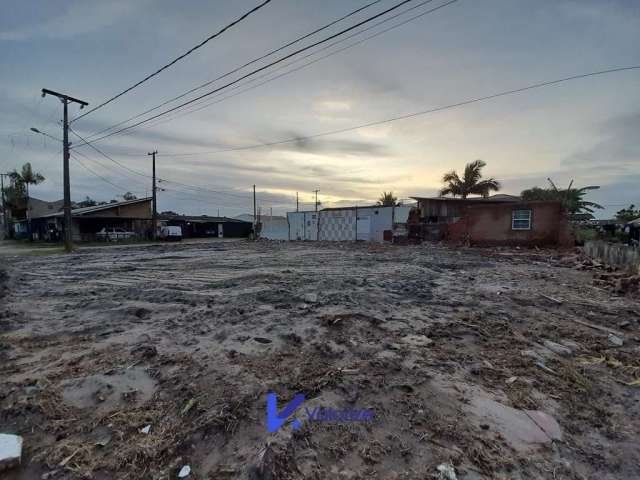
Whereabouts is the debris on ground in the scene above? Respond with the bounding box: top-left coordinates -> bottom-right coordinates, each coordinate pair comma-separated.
436,462 -> 457,480
1,241 -> 639,479
178,465 -> 191,478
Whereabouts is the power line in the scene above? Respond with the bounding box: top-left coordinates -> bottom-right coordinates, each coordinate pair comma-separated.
159,179 -> 254,200
70,125 -> 255,199
156,65 -> 640,157
72,0 -> 273,122
81,0 -> 385,140
71,148 -> 150,188
69,125 -> 258,200
70,152 -> 142,193
72,0 -> 418,147
138,0 -> 458,131
69,126 -> 149,178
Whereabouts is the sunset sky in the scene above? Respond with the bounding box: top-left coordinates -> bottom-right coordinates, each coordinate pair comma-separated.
1,0 -> 638,218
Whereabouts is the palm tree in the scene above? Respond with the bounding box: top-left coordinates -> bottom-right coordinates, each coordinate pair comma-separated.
546,179 -> 602,214
377,191 -> 399,206
439,160 -> 501,198
10,163 -> 45,238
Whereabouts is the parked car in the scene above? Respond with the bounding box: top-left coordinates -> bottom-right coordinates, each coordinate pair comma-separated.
159,225 -> 182,241
96,227 -> 136,241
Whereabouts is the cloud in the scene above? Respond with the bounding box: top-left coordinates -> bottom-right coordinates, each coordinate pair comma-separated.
313,99 -> 352,114
275,131 -> 390,157
562,110 -> 640,169
0,1 -> 151,41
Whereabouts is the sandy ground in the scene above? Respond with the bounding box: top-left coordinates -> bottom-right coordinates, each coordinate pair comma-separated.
1,239 -> 639,479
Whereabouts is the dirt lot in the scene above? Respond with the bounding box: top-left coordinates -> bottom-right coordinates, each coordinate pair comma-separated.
1,239 -> 639,479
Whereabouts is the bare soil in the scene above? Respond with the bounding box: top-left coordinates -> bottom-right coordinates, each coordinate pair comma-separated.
1,240 -> 639,479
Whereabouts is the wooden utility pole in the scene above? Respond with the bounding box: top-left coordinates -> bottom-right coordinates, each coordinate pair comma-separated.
41,88 -> 88,253
0,173 -> 8,238
296,192 -> 299,212
313,189 -> 320,212
148,150 -> 158,240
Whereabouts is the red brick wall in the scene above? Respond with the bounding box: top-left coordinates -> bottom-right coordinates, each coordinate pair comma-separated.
447,201 -> 573,247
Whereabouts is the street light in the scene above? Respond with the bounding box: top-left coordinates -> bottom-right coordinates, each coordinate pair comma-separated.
30,127 -> 62,143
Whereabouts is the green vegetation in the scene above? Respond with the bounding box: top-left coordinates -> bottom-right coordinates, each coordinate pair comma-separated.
377,191 -> 399,206
521,179 -> 603,214
615,204 -> 640,222
440,160 -> 501,198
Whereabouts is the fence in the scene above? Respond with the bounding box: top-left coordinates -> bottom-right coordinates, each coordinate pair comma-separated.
584,240 -> 640,274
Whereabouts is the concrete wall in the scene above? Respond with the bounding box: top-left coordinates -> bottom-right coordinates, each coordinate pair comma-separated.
318,206 -> 411,243
584,241 -> 640,274
260,216 -> 289,240
448,201 -> 573,247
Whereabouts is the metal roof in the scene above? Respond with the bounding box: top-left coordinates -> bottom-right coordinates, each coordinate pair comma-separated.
160,214 -> 251,224
37,197 -> 152,218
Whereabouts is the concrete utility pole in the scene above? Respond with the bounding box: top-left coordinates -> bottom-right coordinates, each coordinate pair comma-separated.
41,89 -> 88,253
313,189 -> 320,212
296,192 -> 299,212
148,150 -> 158,240
0,173 -> 9,238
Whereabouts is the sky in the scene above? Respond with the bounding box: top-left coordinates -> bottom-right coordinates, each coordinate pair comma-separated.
1,0 -> 638,219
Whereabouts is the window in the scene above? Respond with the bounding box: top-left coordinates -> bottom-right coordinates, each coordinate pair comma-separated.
512,209 -> 532,230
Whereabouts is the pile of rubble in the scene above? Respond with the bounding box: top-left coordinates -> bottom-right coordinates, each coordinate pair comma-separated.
557,252 -> 640,296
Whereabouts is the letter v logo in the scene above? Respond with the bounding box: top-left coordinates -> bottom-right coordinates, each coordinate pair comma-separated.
266,392 -> 305,433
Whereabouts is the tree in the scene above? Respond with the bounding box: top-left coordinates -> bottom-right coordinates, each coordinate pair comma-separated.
377,191 -> 399,206
521,179 -> 603,214
439,160 -> 501,198
6,163 -> 45,225
615,204 -> 640,222
122,192 -> 137,201
76,196 -> 98,208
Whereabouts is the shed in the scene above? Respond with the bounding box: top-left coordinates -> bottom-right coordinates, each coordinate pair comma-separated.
160,214 -> 251,238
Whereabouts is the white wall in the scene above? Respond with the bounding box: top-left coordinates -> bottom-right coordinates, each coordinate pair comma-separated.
260,216 -> 289,240
287,211 -> 318,240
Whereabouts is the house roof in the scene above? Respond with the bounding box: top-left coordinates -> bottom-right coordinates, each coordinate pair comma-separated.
410,194 -> 521,203
160,214 -> 251,224
320,204 -> 414,212
38,197 -> 152,218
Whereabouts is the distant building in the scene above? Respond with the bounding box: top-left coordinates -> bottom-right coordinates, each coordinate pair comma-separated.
160,214 -> 251,238
24,197 -> 153,241
287,205 -> 413,243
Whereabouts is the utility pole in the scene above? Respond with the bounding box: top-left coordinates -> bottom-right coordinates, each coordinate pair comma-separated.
42,89 -> 88,253
148,150 -> 158,240
313,189 -> 320,212
296,192 -> 299,212
253,184 -> 257,238
0,173 -> 8,239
